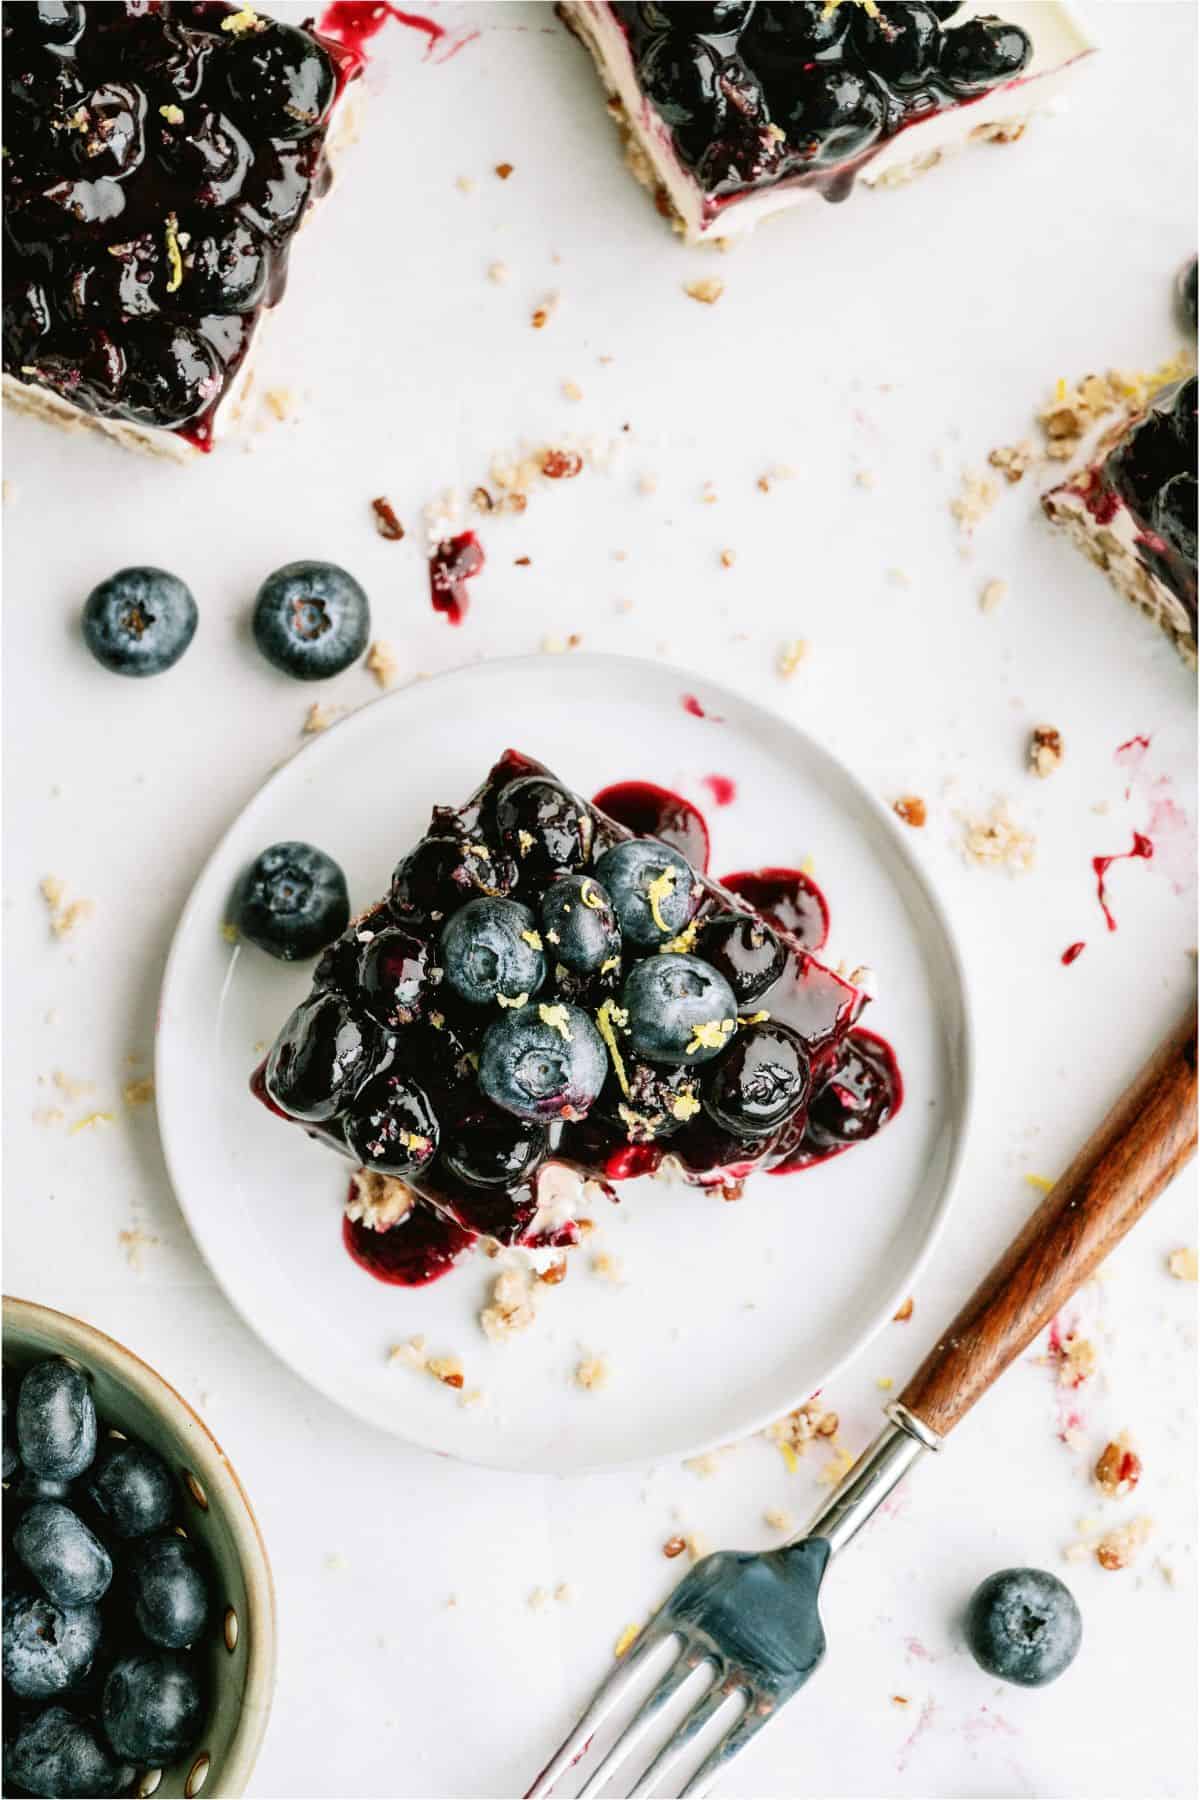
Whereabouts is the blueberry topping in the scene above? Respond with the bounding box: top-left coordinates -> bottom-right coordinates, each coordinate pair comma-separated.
743,1 -> 850,62
125,1534 -> 210,1650
539,875 -> 622,977
122,324 -> 223,429
252,560 -> 370,681
265,991 -> 380,1123
938,14 -> 1032,91
683,2 -> 757,36
81,566 -> 197,678
391,834 -> 516,919
1178,255 -> 1198,334
849,3 -> 941,89
598,1057 -> 700,1142
702,1019 -> 810,1138
16,1359 -> 97,1481
479,1003 -> 608,1122
3,1705 -> 134,1799
594,839 -> 697,950
3,4 -> 88,51
774,64 -> 886,165
234,840 -> 350,962
636,33 -> 724,164
223,20 -> 336,140
102,1649 -> 204,1763
83,1436 -> 175,1539
496,776 -> 593,884
68,81 -> 146,180
2,1374 -> 17,1479
696,910 -> 785,1004
620,954 -> 737,1065
441,897 -> 546,1008
186,219 -> 270,313
805,1031 -> 898,1151
2,1589 -> 102,1698
440,1101 -> 548,1188
965,1568 -> 1082,1686
357,927 -> 435,1026
13,1502 -> 113,1609
156,106 -> 253,207
343,1073 -> 439,1179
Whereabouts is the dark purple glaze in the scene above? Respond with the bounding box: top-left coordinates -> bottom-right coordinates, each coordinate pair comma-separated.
593,778 -> 711,870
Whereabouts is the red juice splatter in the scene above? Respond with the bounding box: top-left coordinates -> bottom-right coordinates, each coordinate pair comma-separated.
1093,832 -> 1153,931
429,531 -> 484,625
701,774 -> 736,807
1061,941 -> 1086,966
320,2 -> 444,56
681,693 -> 723,722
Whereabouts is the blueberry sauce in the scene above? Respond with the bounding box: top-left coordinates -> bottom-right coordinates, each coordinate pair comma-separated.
2,3 -> 361,449
592,779 -> 710,870
1093,832 -> 1154,932
701,773 -> 737,807
429,531 -> 485,624
721,868 -> 829,953
1061,941 -> 1086,967
343,1203 -> 475,1285
770,1028 -> 903,1173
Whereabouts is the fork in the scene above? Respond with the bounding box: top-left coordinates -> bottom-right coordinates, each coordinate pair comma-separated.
527,1004 -> 1197,1799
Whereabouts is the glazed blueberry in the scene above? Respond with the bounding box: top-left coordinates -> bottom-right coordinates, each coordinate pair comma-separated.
479,1003 -> 608,1123
16,1359 -> 97,1481
938,14 -> 1032,91
743,0 -> 849,62
3,1706 -> 134,1800
13,1503 -> 112,1609
83,1436 -> 174,1539
594,839 -> 697,950
1153,472 -> 1197,565
598,1058 -> 701,1142
126,1534 -> 210,1650
186,220 -> 270,313
252,560 -> 370,681
234,841 -> 350,962
2,1590 -> 101,1698
65,234 -> 164,324
621,954 -> 737,1066
223,20 -> 336,140
357,928 -> 435,1026
702,1020 -> 810,1138
636,33 -> 724,164
343,1073 -> 440,1179
68,82 -> 146,181
391,834 -> 516,920
850,3 -> 941,88
774,64 -> 886,165
265,991 -> 380,1123
805,1032 -> 897,1152
696,911 -> 785,1005
441,897 -> 546,1008
496,777 -> 593,884
102,1649 -> 204,1763
81,566 -> 197,678
674,1 -> 755,37
237,139 -> 310,242
965,1568 -> 1082,1687
540,875 -> 621,978
2,1374 -> 16,1479
440,1101 -> 548,1188
155,107 -> 252,207
1178,255 -> 1198,334
2,3 -> 88,50
122,325 -> 223,429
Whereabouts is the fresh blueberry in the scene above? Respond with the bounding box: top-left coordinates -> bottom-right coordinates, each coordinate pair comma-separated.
13,1503 -> 112,1609
539,875 -> 622,978
11,1469 -> 73,1505
265,991 -> 381,1123
391,834 -> 516,920
122,324 -> 223,429
965,1568 -> 1082,1686
440,1101 -> 549,1188
621,954 -> 737,1066
441,897 -> 546,1008
2,1373 -> 16,1479
696,910 -> 785,1005
126,1534 -> 210,1650
496,777 -> 594,885
83,1436 -> 175,1539
850,3 -> 941,88
773,64 -> 887,165
223,19 -> 337,139
1177,255 -> 1198,334
357,927 -> 435,1026
234,841 -> 350,963
593,839 -> 697,950
81,566 -> 197,679
2,1590 -> 102,1698
16,1360 -> 97,1481
702,1019 -> 810,1138
938,15 -> 1032,91
251,560 -> 370,681
3,1706 -> 134,1799
598,1058 -> 701,1143
479,1003 -> 608,1123
343,1073 -> 439,1180
102,1649 -> 203,1763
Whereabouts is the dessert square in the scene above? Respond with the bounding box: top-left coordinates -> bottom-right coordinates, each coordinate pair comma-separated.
1044,376 -> 1197,666
561,1 -> 1095,243
252,750 -> 900,1285
2,1 -> 360,458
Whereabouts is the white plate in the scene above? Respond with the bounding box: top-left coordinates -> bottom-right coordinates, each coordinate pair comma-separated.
157,653 -> 972,1474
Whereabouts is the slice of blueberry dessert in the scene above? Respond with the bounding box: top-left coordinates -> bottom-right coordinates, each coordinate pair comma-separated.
2,2 -> 362,458
559,2 -> 1095,243
1044,375 -> 1197,666
252,750 -> 902,1289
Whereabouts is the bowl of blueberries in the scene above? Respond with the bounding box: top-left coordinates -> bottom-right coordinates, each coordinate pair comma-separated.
3,1298 -> 275,1799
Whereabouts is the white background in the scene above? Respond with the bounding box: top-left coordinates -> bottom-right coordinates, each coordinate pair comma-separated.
2,3 -> 1197,1796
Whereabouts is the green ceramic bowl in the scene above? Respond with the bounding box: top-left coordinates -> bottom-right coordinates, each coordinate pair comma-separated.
3,1296 -> 276,1799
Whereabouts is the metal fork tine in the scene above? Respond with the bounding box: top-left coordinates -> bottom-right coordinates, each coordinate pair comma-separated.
576,1653 -> 713,1799
524,1630 -> 682,1798
675,1700 -> 770,1799
627,1687 -> 746,1798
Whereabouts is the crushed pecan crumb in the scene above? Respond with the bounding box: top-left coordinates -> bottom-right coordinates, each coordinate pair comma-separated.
1029,726 -> 1064,779
1167,1246 -> 1197,1280
538,1258 -> 568,1286
480,1265 -> 538,1341
663,1535 -> 687,1559
371,496 -> 405,540
777,638 -> 807,679
1094,1436 -> 1142,1498
959,800 -> 1035,874
495,162 -> 513,179
684,277 -> 724,306
575,1354 -> 611,1392
950,470 -> 999,535
1095,1516 -> 1153,1571
893,797 -> 926,829
41,876 -> 94,940
541,448 -> 583,480
979,578 -> 1007,614
893,1297 -> 915,1322
366,641 -> 399,689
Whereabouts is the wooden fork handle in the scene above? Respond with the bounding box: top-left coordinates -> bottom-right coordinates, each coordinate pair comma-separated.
897,1003 -> 1198,1441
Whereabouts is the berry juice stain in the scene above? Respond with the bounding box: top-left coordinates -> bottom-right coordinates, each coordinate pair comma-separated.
429,531 -> 484,625
593,780 -> 711,871
342,1203 -> 475,1286
701,774 -> 737,807
721,868 -> 829,953
1093,833 -> 1153,932
320,3 -> 442,56
681,693 -> 723,722
1061,941 -> 1086,966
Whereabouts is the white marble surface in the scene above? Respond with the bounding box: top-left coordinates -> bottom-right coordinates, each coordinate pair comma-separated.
2,3 -> 1197,1796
